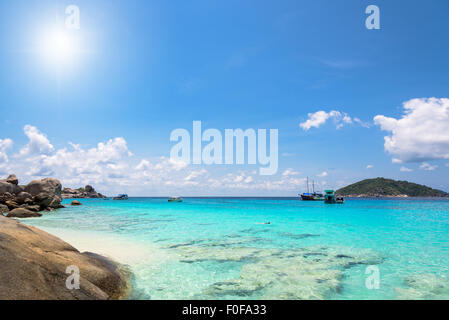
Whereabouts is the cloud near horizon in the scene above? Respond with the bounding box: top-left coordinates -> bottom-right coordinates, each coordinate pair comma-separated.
0,125 -> 307,196
374,98 -> 449,164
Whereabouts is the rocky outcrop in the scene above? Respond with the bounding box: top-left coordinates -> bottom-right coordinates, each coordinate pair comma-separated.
0,181 -> 22,195
6,208 -> 42,218
6,174 -> 18,185
16,192 -> 33,204
71,200 -> 82,206
0,175 -> 65,216
0,215 -> 130,300
25,178 -> 64,209
62,185 -> 106,199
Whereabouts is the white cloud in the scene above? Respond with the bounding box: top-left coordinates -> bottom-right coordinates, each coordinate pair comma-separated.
244,176 -> 253,183
300,110 -> 341,131
17,125 -> 54,157
23,137 -> 135,181
0,138 -> 13,163
1,125 -> 339,195
136,159 -> 152,171
184,169 -> 208,181
366,165 -> 373,169
282,168 -> 300,176
154,157 -> 188,171
419,162 -> 438,171
374,98 -> 449,163
299,110 -> 368,131
392,158 -> 403,164
354,118 -> 371,128
400,166 -> 413,172
317,171 -> 328,177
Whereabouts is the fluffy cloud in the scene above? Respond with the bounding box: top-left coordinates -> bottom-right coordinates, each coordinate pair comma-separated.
400,166 -> 413,172
184,169 -> 208,182
24,137 -> 134,182
17,125 -> 54,157
420,162 -> 438,171
1,125 -> 321,195
374,98 -> 449,163
299,110 -> 368,131
300,110 -> 342,131
135,159 -> 152,170
366,165 -> 373,169
0,138 -> 13,163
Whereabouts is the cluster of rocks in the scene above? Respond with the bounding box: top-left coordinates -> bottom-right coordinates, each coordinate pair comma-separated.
62,185 -> 106,199
0,174 -> 64,218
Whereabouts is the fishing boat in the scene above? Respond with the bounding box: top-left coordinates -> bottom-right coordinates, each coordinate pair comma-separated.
113,194 -> 128,200
300,178 -> 324,201
168,196 -> 183,202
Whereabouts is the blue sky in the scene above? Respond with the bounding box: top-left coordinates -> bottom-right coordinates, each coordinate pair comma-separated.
1,0 -> 449,196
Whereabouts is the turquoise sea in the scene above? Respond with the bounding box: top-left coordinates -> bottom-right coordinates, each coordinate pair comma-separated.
23,198 -> 449,300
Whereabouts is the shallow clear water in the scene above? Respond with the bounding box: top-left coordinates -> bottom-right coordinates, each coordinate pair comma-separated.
23,198 -> 449,300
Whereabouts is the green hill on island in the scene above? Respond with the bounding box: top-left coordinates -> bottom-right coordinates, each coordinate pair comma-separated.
336,178 -> 448,197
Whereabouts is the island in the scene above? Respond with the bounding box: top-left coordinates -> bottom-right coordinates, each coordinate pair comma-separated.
337,177 -> 449,198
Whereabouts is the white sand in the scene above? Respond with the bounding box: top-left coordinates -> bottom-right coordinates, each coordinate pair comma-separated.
38,226 -> 172,266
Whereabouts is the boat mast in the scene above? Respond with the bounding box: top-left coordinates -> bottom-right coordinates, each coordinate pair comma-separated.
312,180 -> 315,193
307,177 -> 309,193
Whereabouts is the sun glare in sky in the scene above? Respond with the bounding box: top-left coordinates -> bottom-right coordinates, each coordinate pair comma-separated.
39,29 -> 79,69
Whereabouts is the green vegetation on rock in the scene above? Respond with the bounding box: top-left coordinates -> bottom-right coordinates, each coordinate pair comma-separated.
336,178 -> 448,197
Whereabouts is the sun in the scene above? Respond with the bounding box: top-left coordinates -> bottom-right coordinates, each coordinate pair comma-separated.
39,29 -> 79,68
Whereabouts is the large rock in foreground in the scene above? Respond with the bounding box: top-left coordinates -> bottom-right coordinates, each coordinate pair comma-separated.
0,216 -> 130,300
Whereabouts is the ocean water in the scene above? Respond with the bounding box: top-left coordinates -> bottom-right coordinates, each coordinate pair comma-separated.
23,198 -> 449,300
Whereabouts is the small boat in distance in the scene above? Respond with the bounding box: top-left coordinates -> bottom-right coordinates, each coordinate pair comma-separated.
168,196 -> 183,202
113,194 -> 128,200
324,190 -> 336,204
300,178 -> 324,201
336,196 -> 345,204
324,190 -> 345,204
